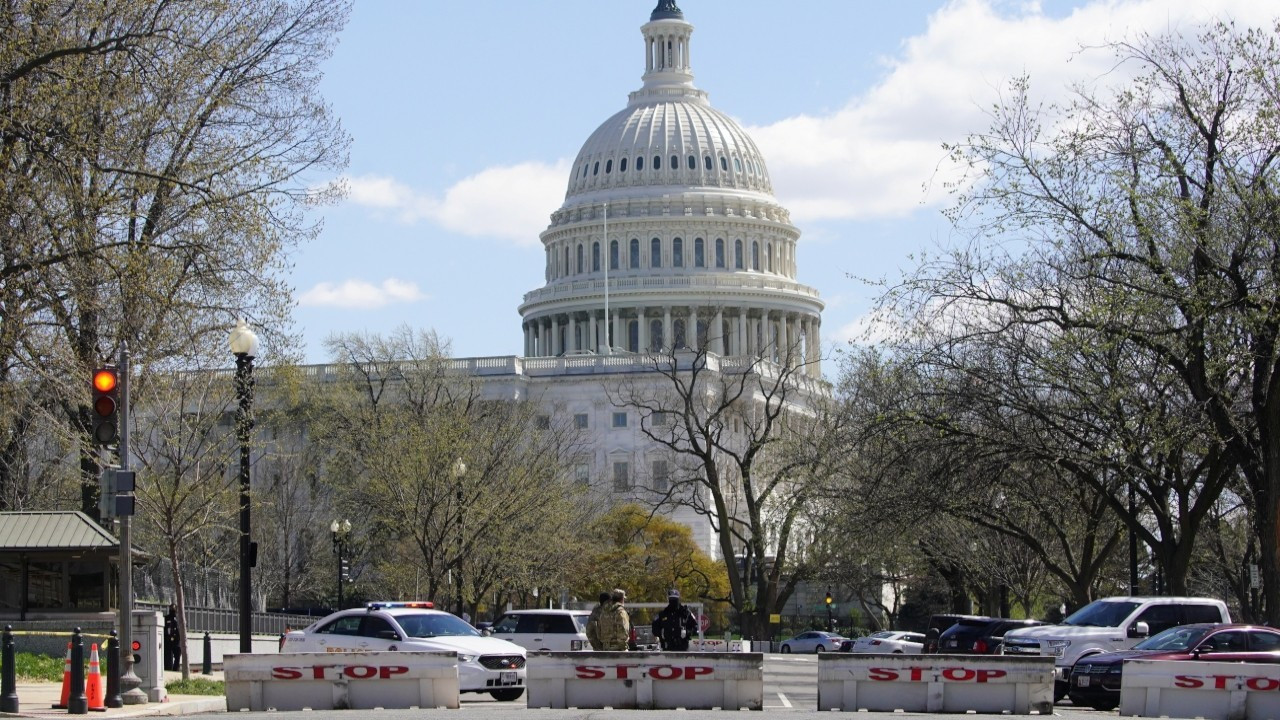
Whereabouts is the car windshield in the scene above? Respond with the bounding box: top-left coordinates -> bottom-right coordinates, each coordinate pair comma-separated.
1063,600 -> 1140,627
868,631 -> 893,639
395,613 -> 481,638
1133,625 -> 1213,651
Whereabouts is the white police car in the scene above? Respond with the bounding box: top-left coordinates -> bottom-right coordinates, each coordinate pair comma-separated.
279,601 -> 526,701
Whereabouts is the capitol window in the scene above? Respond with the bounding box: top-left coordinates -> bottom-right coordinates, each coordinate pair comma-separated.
592,241 -> 601,272
636,156 -> 644,171
610,240 -> 620,270
715,238 -> 724,268
694,238 -> 704,267
671,154 -> 679,170
620,157 -> 627,172
613,462 -> 630,491
577,243 -> 584,274
605,159 -> 612,174
654,155 -> 661,170
630,238 -> 640,268
593,161 -> 599,176
613,412 -> 628,428
752,241 -> 760,271
734,157 -> 741,172
673,238 -> 683,267
575,413 -> 589,429
704,155 -> 712,171
687,155 -> 696,170
652,460 -> 669,492
734,239 -> 743,269
720,156 -> 727,172
651,238 -> 661,268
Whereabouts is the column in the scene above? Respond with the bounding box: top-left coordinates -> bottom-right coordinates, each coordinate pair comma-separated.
638,307 -> 650,353
711,308 -> 724,355
589,312 -> 599,354
551,316 -> 561,357
523,324 -> 531,357
663,306 -> 672,352
612,309 -> 622,352
689,305 -> 699,351
736,308 -> 748,355
568,314 -> 578,354
537,319 -> 548,357
781,314 -> 792,366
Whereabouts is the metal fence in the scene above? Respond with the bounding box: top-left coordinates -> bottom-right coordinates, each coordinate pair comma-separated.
138,601 -> 322,635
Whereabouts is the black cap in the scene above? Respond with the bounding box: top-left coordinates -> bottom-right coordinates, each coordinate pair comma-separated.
651,0 -> 683,21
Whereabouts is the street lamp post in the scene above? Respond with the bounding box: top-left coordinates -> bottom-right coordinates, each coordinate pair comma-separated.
230,319 -> 259,654
825,587 -> 834,633
452,458 -> 466,617
331,519 -> 351,608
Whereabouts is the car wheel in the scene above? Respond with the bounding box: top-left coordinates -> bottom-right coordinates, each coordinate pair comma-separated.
490,688 -> 524,702
815,644 -> 825,653
1091,699 -> 1119,711
781,644 -> 791,653
892,650 -> 903,654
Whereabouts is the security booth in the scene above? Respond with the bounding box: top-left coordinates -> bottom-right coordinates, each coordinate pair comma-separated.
0,510 -> 120,622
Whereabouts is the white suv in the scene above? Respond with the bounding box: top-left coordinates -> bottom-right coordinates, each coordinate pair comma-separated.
1001,596 -> 1230,699
489,609 -> 592,651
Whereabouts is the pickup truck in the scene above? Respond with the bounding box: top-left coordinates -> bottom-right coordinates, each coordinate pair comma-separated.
1000,596 -> 1230,701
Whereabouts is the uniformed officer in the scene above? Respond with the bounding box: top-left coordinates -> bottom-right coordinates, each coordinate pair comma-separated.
597,588 -> 631,651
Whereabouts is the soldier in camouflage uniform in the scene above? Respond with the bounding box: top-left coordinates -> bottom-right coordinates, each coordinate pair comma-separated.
585,591 -> 609,650
597,588 -> 631,651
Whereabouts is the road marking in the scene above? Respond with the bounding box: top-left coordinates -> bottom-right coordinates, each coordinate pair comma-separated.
777,693 -> 792,708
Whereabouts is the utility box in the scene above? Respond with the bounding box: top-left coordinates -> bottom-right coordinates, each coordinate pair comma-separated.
131,610 -> 167,702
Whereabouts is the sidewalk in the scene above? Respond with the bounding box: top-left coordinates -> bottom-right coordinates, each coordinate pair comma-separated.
2,672 -> 226,718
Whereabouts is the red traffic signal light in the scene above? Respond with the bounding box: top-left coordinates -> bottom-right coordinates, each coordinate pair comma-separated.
130,640 -> 141,652
91,367 -> 119,445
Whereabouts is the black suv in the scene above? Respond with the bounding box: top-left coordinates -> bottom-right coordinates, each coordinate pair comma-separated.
938,617 -> 1044,654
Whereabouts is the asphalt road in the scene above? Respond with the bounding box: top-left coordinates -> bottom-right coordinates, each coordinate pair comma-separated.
217,654 -> 1116,719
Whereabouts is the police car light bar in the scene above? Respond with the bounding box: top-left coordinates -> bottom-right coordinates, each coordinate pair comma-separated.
366,601 -> 435,610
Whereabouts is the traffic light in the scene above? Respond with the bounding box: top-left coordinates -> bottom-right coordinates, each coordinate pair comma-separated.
130,639 -> 142,665
91,367 -> 120,446
825,591 -> 833,606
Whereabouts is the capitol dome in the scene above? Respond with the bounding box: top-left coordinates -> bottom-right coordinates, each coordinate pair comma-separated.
518,0 -> 824,376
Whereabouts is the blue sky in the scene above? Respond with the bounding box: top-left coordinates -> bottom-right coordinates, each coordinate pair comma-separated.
289,0 -> 1271,367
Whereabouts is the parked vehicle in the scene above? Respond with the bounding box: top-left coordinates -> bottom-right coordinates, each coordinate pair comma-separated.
489,609 -> 592,652
1001,596 -> 1230,701
938,617 -> 1044,654
922,613 -> 987,652
842,630 -> 927,654
1068,623 -> 1280,710
279,601 -> 526,701
780,630 -> 846,653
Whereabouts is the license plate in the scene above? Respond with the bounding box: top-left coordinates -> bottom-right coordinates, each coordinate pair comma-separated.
501,671 -> 518,685
1076,675 -> 1090,687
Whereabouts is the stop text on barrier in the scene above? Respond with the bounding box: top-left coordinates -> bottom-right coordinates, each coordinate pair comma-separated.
868,667 -> 1009,683
1175,674 -> 1280,691
271,665 -> 410,680
575,664 -> 714,680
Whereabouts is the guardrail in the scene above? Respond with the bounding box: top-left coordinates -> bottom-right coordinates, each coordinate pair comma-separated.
817,653 -> 1055,714
137,602 -> 319,635
224,651 -> 459,711
527,651 -> 763,710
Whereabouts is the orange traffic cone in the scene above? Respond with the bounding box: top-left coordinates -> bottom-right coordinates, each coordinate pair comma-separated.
86,643 -> 106,711
52,642 -> 71,709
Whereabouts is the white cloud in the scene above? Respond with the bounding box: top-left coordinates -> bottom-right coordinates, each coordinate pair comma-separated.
752,0 -> 1273,223
297,278 -> 428,310
343,160 -> 570,247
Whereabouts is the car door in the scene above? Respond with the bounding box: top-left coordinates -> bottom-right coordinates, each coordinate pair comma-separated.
309,614 -> 367,652
358,614 -> 403,651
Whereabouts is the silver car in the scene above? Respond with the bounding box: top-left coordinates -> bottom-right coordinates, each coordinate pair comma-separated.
780,630 -> 847,653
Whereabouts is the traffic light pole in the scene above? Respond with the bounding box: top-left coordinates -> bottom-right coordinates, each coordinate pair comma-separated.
116,344 -> 146,705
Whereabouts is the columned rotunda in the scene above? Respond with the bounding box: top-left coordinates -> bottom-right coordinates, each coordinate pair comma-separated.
518,0 -> 824,376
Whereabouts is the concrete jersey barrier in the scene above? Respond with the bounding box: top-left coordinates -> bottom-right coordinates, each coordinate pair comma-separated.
1120,659 -> 1280,720
818,653 -> 1055,714
526,651 -> 764,710
224,651 -> 459,711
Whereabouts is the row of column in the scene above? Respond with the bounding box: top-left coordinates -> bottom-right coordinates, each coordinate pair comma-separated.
522,306 -> 822,376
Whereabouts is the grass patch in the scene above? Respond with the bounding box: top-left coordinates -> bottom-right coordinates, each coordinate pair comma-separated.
13,652 -> 64,682
166,677 -> 224,695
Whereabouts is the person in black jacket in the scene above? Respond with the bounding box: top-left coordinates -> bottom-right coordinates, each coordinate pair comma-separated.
653,589 -> 698,651
163,604 -> 181,670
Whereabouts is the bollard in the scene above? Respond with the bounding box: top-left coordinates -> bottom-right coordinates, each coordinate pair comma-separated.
1,625 -> 19,713
105,631 -> 122,709
202,632 -> 211,675
68,628 -> 88,714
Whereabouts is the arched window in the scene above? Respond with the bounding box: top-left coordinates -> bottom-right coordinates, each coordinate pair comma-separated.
582,164 -> 588,178
654,155 -> 661,170
688,155 -> 696,170
630,238 -> 640,268
610,240 -> 619,270
674,318 -> 687,348
752,241 -> 760,270
766,242 -> 773,272
694,238 -> 705,267
649,319 -> 664,351
673,237 -> 684,267
715,238 -> 725,268
619,157 -> 627,172
734,157 -> 741,172
592,241 -> 600,272
593,161 -> 599,176
671,154 -> 678,170
564,245 -> 570,275
651,238 -> 661,268
704,155 -> 712,170
577,243 -> 584,274
719,156 -> 727,171
636,156 -> 644,171
734,239 -> 743,269
628,320 -> 639,353
605,159 -> 612,174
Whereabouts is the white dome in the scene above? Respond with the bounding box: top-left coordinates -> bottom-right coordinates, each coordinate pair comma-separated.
566,100 -> 773,201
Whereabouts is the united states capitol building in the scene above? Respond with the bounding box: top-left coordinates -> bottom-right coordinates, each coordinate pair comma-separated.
327,0 -> 826,561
